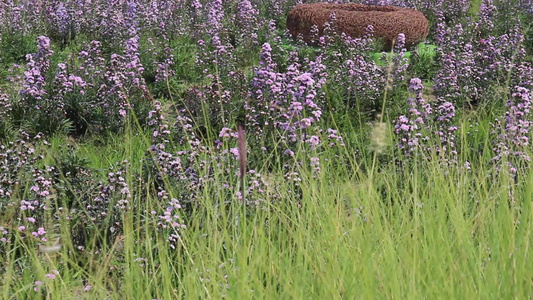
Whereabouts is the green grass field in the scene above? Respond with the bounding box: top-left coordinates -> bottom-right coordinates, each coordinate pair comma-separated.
1,0 -> 533,298
2,105 -> 532,299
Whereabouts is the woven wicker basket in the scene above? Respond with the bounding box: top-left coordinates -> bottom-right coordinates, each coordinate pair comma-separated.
287,3 -> 429,49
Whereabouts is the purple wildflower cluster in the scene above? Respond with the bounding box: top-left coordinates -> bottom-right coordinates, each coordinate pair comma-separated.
155,189 -> 185,249
521,0 -> 533,15
153,43 -> 176,83
386,33 -> 410,89
0,132 -> 54,248
98,35 -> 147,120
21,36 -> 53,102
0,0 -> 272,44
2,32 -> 175,134
46,0 -> 73,44
433,3 -> 530,106
394,78 -> 431,157
0,90 -> 11,119
79,160 -> 133,241
206,0 -> 225,37
477,0 -> 497,34
236,0 -> 260,47
319,27 -> 410,113
145,97 -> 277,208
326,27 -> 387,108
492,87 -> 532,175
394,78 -> 458,166
249,43 -> 325,141
0,130 -> 187,253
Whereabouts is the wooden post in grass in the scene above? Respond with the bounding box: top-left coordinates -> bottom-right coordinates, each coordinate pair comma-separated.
238,124 -> 247,209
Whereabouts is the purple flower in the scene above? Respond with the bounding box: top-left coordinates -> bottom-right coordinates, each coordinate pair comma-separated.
492,86 -> 532,175
395,33 -> 406,50
20,36 -> 53,100
34,281 -> 42,292
284,149 -> 295,157
237,0 -> 260,46
409,78 -> 423,92
206,0 -> 224,36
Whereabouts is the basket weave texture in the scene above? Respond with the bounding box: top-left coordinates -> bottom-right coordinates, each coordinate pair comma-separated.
286,3 -> 429,49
